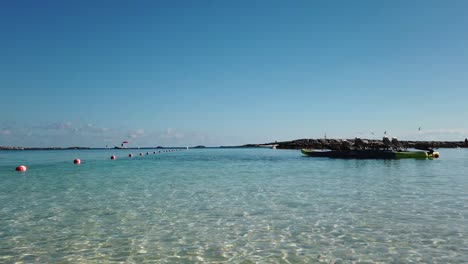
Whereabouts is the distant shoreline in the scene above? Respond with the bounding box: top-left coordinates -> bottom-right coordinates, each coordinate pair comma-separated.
0,146 -> 187,150
0,146 -> 92,150
2,138 -> 468,150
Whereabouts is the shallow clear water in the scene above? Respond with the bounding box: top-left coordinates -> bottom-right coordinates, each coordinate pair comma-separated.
1,148 -> 467,263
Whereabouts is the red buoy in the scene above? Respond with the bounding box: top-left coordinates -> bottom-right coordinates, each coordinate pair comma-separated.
129,153 -> 133,158
16,165 -> 27,172
73,159 -> 81,165
111,155 -> 116,160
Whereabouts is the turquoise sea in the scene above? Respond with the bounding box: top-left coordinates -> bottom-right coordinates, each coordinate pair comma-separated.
0,148 -> 467,263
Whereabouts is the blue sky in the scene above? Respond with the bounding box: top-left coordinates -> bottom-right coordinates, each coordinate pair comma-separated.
1,0 -> 468,147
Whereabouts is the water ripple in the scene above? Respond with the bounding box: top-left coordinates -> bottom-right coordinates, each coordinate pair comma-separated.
0,149 -> 467,262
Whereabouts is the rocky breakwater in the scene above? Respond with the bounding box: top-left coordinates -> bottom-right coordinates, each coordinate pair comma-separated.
268,138 -> 468,150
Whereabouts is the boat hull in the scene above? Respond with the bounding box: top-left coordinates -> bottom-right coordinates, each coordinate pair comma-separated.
301,149 -> 439,159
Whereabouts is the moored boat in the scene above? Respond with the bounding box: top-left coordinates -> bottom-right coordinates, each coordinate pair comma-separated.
301,149 -> 439,159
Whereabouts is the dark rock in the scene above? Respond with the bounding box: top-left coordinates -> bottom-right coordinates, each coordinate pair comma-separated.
260,138 -> 466,150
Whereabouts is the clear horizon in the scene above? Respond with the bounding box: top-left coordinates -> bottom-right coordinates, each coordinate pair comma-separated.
2,1 -> 468,147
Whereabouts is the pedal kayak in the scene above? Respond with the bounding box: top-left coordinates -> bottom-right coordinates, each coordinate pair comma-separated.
301,149 -> 439,159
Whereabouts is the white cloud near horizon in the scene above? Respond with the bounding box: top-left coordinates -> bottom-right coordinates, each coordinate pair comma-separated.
402,129 -> 468,141
0,120 -> 119,147
128,128 -> 145,139
160,128 -> 184,140
37,121 -> 111,134
0,129 -> 12,136
0,121 -> 15,136
3,119 -> 468,147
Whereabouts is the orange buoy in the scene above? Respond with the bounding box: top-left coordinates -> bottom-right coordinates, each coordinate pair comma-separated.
111,155 -> 116,160
16,165 -> 27,172
129,153 -> 133,158
73,159 -> 81,165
